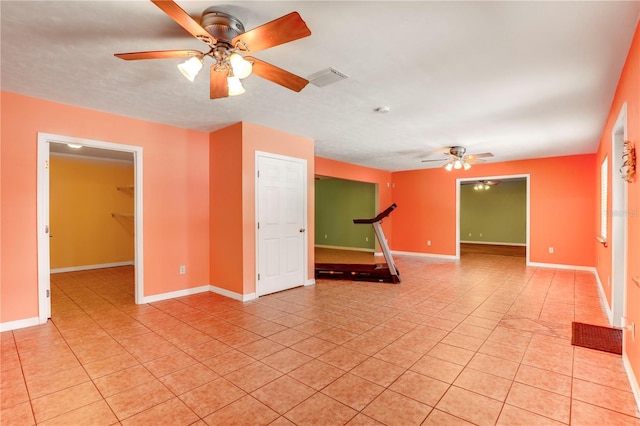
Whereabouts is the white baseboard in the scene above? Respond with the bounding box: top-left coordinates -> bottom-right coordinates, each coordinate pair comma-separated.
623,353 -> 640,411
0,316 -> 41,332
140,285 -> 210,304
2,279 -> 312,332
144,284 -> 259,303
315,244 -> 375,252
527,262 -> 595,272
391,250 -> 457,260
51,261 -> 134,274
209,285 -> 256,302
593,270 -> 614,324
460,241 -> 526,246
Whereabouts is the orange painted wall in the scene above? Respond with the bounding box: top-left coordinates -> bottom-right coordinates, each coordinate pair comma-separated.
596,20 -> 640,388
315,157 -> 394,244
392,154 -> 596,267
209,123 -> 244,295
50,155 -> 134,269
1,91 -> 210,323
209,122 -> 315,296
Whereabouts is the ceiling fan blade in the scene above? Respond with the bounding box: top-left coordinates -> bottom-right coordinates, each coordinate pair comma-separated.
466,156 -> 491,164
210,67 -> 229,99
114,50 -> 203,60
469,153 -> 494,159
245,57 -> 308,92
151,0 -> 216,44
232,12 -> 311,54
421,153 -> 454,162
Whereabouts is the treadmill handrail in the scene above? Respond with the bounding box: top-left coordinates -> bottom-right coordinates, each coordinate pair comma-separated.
353,203 -> 397,224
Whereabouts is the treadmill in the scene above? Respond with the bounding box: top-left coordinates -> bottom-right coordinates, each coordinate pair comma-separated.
315,203 -> 401,283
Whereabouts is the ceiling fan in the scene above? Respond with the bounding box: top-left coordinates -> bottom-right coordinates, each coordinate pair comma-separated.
421,146 -> 493,171
462,180 -> 501,190
114,0 -> 311,99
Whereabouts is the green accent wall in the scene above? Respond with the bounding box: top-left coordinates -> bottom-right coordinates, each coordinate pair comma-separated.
460,180 -> 526,244
315,177 -> 376,249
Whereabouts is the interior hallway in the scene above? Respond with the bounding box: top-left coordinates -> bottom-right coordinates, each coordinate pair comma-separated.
2,253 -> 639,425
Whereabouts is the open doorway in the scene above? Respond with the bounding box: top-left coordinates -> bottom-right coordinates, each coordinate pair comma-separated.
37,133 -> 143,324
314,176 -> 377,264
456,174 -> 530,263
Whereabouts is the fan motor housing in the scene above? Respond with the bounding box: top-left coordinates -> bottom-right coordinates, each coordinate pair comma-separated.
200,8 -> 245,43
450,146 -> 466,157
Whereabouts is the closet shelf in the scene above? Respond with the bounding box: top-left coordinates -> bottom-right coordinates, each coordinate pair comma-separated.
111,213 -> 134,218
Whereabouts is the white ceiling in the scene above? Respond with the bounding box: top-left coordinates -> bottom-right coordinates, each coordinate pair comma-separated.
2,1 -> 639,171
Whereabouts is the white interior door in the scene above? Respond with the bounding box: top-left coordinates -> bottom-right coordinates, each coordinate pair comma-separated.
37,139 -> 51,323
256,153 -> 306,297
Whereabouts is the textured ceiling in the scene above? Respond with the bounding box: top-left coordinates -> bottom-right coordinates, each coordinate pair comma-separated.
2,1 -> 639,171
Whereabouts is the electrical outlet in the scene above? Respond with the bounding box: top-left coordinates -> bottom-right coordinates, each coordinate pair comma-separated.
179,265 -> 186,275
427,240 -> 431,246
479,233 -> 483,237
468,233 -> 472,237
324,234 -> 328,239
365,237 -> 369,242
548,247 -> 554,254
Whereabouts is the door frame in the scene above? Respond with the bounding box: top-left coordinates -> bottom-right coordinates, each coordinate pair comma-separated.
610,103 -> 628,327
456,174 -> 530,264
37,133 -> 144,324
254,151 -> 308,297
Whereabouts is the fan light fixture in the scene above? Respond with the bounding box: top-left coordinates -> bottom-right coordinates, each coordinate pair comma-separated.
178,56 -> 204,82
444,157 -> 471,171
474,182 -> 491,191
441,146 -> 472,171
229,53 -> 253,79
227,72 -> 246,96
179,51 -> 252,96
67,143 -> 82,149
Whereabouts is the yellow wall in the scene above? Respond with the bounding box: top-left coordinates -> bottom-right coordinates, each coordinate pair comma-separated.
50,155 -> 134,269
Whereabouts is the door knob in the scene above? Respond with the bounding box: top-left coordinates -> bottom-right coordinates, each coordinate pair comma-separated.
299,228 -> 305,233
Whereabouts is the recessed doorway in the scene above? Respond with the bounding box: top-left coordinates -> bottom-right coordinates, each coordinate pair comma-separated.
457,174 -> 530,263
37,133 -> 144,324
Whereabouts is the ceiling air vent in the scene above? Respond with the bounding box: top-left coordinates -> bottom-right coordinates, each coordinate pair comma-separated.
308,67 -> 349,87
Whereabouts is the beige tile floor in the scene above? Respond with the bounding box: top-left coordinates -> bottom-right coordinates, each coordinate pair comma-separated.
2,251 -> 640,425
